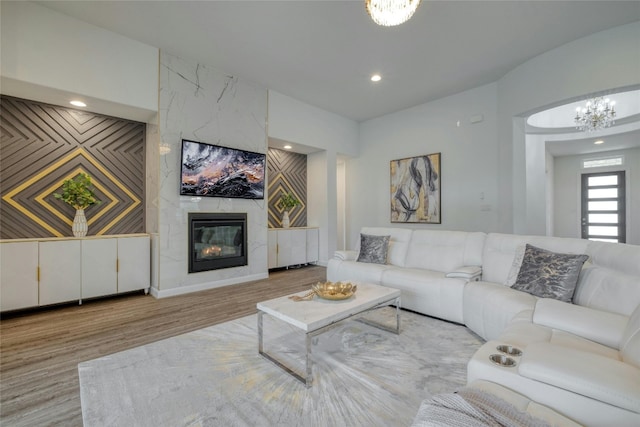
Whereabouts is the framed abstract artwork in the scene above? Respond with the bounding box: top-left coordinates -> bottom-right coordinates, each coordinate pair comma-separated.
390,152 -> 441,224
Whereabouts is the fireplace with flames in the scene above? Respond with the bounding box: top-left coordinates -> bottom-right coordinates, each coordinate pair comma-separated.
188,212 -> 247,273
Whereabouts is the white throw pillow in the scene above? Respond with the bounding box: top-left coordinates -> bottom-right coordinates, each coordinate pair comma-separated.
505,244 -> 526,287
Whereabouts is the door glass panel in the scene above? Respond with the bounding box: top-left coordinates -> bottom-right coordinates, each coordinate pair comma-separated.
588,213 -> 618,224
588,201 -> 618,211
588,188 -> 617,199
588,175 -> 618,186
588,226 -> 618,236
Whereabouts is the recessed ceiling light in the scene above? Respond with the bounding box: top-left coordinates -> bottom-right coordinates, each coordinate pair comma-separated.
371,74 -> 382,82
594,140 -> 604,145
283,145 -> 292,150
70,100 -> 87,107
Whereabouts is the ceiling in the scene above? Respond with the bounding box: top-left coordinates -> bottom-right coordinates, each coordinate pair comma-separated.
37,1 -> 640,122
527,89 -> 640,157
545,128 -> 640,157
528,90 -> 640,129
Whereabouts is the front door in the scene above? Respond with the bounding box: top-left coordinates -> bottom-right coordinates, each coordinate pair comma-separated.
580,171 -> 626,243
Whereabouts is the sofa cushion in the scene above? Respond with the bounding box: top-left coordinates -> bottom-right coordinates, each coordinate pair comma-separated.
382,267 -> 466,323
550,330 -> 622,360
621,304 -> 640,368
512,244 -> 588,303
575,241 -> 640,316
532,298 -> 627,349
463,281 -> 538,340
404,230 -> 485,273
356,233 -> 390,264
359,227 -> 413,267
574,267 -> 640,317
498,321 -> 553,349
325,260 -> 391,285
482,234 -> 588,285
467,340 -> 640,426
518,342 -> 640,413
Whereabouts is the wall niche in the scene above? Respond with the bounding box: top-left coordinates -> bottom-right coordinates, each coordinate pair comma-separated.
267,148 -> 307,228
0,96 -> 146,239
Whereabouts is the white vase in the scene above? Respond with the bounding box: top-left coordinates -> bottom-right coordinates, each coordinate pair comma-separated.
73,209 -> 88,237
282,211 -> 290,228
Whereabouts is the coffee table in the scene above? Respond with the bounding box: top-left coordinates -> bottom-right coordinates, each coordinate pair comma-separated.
257,282 -> 401,387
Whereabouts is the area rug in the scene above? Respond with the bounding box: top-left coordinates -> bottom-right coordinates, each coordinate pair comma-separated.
78,308 -> 484,427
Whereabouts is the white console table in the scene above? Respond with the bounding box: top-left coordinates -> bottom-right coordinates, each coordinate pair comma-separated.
0,234 -> 150,312
267,227 -> 319,269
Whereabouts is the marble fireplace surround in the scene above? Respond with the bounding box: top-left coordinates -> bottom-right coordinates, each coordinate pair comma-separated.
152,52 -> 269,298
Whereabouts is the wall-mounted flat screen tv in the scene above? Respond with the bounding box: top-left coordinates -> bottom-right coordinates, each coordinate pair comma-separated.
180,139 -> 266,199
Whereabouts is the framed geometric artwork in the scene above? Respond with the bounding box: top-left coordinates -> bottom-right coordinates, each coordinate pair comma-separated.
390,152 -> 441,224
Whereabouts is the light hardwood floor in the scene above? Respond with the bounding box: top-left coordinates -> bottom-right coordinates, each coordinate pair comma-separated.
0,265 -> 326,427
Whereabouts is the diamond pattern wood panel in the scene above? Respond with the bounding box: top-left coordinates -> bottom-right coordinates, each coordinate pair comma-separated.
0,96 -> 145,239
267,148 -> 307,228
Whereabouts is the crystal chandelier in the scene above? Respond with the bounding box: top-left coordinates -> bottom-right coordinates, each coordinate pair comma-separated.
574,97 -> 616,132
366,0 -> 421,27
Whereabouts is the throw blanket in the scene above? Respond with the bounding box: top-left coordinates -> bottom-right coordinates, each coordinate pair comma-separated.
412,387 -> 552,427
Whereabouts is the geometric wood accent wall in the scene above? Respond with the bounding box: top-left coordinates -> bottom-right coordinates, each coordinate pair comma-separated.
0,96 -> 145,239
267,148 -> 307,228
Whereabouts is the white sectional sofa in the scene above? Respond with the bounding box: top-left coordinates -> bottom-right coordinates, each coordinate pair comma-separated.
327,227 -> 640,426
328,227 -> 485,323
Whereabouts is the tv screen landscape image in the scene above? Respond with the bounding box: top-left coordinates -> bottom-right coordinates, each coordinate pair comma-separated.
180,139 -> 266,199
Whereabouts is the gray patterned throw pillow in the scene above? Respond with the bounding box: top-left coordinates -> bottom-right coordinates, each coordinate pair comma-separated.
512,244 -> 588,302
356,234 -> 390,264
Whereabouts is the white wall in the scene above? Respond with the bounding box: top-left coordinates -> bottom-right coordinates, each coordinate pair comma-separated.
348,17 -> 639,247
307,151 -> 335,265
524,133 -> 550,236
545,150 -> 555,237
0,1 -> 158,123
498,21 -> 640,235
268,91 -> 359,157
155,52 -> 268,297
349,83 -> 499,248
268,90 -> 359,262
336,160 -> 346,251
554,147 -> 640,245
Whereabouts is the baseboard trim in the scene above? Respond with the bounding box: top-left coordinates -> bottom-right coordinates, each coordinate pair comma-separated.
149,273 -> 269,299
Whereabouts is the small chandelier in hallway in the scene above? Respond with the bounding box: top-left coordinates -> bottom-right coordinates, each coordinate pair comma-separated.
366,0 -> 421,27
574,97 -> 616,132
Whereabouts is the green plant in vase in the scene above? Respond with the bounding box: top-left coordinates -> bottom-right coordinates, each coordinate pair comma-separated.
54,173 -> 100,237
277,192 -> 300,228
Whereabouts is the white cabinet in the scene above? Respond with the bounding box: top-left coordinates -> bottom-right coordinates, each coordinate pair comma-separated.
82,238 -> 118,299
268,227 -> 319,269
81,236 -> 150,297
116,236 -> 150,293
280,228 -> 307,266
39,240 -> 82,306
306,228 -> 319,263
0,234 -> 150,311
0,241 -> 38,311
267,230 -> 278,269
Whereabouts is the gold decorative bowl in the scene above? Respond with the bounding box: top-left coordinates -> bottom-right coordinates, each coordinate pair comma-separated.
312,281 -> 357,300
